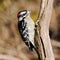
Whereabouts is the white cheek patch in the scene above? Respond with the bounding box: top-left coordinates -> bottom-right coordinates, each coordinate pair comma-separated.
19,17 -> 23,21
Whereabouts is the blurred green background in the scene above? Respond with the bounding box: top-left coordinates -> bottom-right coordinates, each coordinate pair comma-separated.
0,0 -> 60,60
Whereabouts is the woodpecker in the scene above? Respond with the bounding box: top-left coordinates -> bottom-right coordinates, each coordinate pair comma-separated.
17,10 -> 40,60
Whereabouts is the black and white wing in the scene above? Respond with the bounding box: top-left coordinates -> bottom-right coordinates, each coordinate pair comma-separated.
18,19 -> 34,50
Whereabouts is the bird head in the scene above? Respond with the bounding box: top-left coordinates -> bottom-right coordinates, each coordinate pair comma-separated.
17,10 -> 30,21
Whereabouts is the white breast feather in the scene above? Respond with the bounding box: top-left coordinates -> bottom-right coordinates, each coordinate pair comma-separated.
25,16 -> 35,46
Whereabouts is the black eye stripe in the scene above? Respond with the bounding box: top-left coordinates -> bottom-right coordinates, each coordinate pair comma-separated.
21,11 -> 27,16
18,10 -> 27,16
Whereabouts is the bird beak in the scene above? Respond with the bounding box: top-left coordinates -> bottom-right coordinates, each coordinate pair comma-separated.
24,10 -> 31,17
27,11 -> 30,15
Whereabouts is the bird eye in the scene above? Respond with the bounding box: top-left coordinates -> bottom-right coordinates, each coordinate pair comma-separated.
17,10 -> 27,18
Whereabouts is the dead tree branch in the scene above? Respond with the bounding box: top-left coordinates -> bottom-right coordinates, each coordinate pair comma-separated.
35,0 -> 55,60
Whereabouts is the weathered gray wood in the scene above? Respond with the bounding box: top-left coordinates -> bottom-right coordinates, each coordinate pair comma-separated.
35,0 -> 55,60
40,0 -> 55,60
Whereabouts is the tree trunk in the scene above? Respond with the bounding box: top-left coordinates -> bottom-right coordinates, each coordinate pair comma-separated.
35,0 -> 55,60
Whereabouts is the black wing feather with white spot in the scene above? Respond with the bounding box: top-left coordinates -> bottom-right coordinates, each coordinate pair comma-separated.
18,19 -> 34,50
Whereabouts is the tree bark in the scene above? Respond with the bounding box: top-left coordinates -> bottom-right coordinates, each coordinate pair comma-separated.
35,0 -> 55,60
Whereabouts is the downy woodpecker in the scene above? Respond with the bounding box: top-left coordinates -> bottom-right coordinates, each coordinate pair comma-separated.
17,10 -> 40,60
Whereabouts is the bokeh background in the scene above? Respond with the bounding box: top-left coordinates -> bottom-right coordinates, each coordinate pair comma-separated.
0,0 -> 60,60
